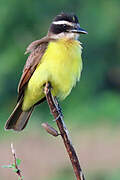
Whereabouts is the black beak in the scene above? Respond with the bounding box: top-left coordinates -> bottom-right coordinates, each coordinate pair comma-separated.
71,24 -> 88,34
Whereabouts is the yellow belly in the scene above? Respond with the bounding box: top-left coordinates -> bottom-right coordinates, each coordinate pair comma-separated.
22,38 -> 82,111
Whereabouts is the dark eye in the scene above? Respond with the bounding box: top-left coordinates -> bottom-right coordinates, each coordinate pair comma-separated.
63,24 -> 67,28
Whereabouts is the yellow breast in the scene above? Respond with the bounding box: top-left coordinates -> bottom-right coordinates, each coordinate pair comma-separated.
22,38 -> 82,111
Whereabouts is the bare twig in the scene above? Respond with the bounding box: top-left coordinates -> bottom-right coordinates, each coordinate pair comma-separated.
44,82 -> 85,180
11,143 -> 23,180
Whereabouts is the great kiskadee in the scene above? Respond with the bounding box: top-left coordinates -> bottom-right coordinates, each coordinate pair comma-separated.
5,13 -> 87,131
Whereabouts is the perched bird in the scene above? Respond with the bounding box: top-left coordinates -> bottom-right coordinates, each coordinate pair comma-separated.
5,12 -> 87,131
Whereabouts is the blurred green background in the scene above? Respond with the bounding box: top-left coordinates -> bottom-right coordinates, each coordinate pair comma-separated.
0,0 -> 120,179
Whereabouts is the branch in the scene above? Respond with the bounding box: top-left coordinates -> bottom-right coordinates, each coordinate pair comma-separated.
44,82 -> 85,180
11,143 -> 23,180
2,143 -> 23,180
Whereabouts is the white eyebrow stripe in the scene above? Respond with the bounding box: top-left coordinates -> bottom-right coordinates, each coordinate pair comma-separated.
52,20 -> 73,26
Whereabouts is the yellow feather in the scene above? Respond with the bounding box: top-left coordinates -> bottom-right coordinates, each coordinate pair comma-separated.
22,38 -> 82,111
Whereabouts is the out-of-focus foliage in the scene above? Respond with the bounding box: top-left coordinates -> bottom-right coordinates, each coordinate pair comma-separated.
1,1 -> 120,180
50,168 -> 120,180
0,1 -> 120,125
1,0 -> 120,127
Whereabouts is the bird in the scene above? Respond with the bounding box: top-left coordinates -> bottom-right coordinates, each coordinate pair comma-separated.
5,12 -> 87,131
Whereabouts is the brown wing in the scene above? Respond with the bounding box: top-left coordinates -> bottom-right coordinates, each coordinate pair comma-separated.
17,36 -> 52,101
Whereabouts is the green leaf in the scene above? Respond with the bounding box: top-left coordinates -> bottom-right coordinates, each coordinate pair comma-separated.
2,165 -> 13,168
11,164 -> 16,168
16,158 -> 21,166
18,176 -> 24,180
13,168 -> 18,172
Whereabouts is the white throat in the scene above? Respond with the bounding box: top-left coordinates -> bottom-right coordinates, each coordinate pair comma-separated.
50,32 -> 80,40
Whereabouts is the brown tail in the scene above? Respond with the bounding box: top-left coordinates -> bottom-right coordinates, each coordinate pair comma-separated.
5,99 -> 34,131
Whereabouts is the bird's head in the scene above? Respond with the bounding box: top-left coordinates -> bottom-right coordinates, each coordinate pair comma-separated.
48,12 -> 88,40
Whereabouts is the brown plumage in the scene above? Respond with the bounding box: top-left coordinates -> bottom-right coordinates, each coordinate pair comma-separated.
17,37 -> 51,102
5,36 -> 54,131
5,13 -> 87,131
5,98 -> 34,131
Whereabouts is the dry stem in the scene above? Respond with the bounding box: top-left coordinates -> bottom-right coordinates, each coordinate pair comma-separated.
11,143 -> 23,180
44,82 -> 85,180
